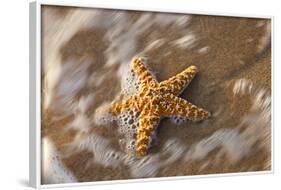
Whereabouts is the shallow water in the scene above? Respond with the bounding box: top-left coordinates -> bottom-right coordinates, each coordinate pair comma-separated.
41,5 -> 271,184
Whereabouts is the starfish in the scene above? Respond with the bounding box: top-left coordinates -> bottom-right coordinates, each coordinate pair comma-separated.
108,56 -> 210,156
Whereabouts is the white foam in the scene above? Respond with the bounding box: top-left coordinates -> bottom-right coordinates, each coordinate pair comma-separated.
257,21 -> 271,53
163,79 -> 272,167
143,39 -> 166,53
93,103 -> 115,125
171,33 -> 197,49
77,95 -> 94,113
103,13 -> 193,67
239,86 -> 271,151
184,129 -> 248,163
232,78 -> 253,95
160,138 -> 187,165
42,138 -> 77,184
174,15 -> 191,27
47,58 -> 91,115
42,8 -> 100,110
119,63 -> 140,97
131,156 -> 161,178
116,109 -> 140,153
43,7 -> 271,179
67,113 -> 91,132
198,46 -> 210,54
87,71 -> 110,89
67,133 -> 124,168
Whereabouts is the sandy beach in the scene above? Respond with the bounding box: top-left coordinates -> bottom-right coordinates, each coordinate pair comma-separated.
41,5 -> 271,184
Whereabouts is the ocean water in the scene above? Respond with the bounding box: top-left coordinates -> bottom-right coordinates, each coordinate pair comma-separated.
41,5 -> 271,184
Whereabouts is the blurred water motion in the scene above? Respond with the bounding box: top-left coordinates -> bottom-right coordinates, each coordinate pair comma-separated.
41,5 -> 271,184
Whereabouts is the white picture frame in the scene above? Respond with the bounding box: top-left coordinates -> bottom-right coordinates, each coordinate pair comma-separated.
29,0 -> 274,189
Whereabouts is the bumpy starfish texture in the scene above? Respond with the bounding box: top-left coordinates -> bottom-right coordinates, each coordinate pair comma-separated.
109,57 -> 210,156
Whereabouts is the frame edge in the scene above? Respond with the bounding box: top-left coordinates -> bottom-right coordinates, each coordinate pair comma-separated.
29,1 -> 39,188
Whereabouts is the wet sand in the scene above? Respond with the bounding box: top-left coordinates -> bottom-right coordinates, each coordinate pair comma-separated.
41,5 -> 271,184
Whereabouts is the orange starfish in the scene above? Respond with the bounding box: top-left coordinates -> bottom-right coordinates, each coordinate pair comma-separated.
109,56 -> 210,156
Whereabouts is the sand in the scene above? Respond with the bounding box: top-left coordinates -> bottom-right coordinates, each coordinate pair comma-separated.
41,5 -> 271,184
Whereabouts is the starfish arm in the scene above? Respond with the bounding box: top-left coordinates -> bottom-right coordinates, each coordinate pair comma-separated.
131,57 -> 157,88
136,109 -> 160,156
109,95 -> 140,116
160,93 -> 210,121
159,65 -> 198,96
